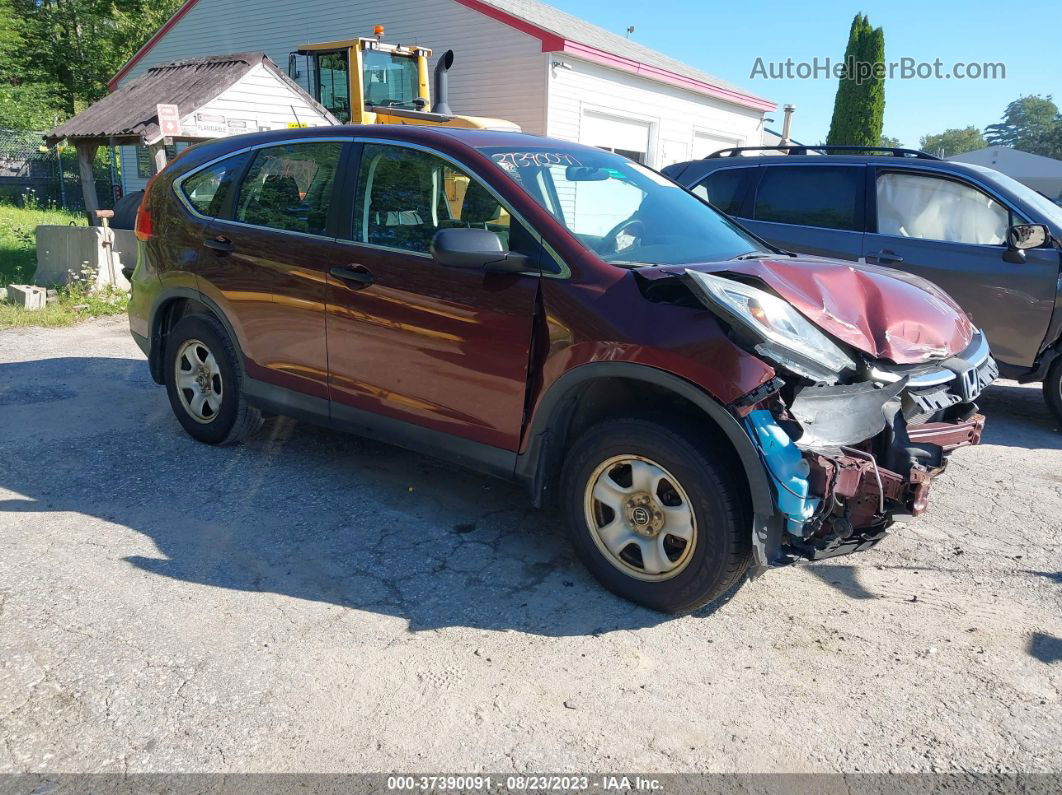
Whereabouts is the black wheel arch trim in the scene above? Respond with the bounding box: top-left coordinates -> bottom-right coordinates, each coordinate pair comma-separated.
146,287 -> 245,385
515,362 -> 779,570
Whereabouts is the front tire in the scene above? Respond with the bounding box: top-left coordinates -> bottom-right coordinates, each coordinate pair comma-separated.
1044,357 -> 1062,427
561,418 -> 751,613
164,314 -> 263,445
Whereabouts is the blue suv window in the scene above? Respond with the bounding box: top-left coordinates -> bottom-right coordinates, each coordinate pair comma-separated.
692,168 -> 752,215
754,166 -> 863,231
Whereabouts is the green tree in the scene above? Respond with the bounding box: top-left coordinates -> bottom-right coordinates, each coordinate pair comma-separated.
984,95 -> 1062,157
919,126 -> 987,158
3,0 -> 184,127
879,134 -> 903,148
0,0 -> 63,128
826,13 -> 886,148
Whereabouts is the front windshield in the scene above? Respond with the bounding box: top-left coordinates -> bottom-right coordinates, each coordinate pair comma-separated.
966,164 -> 1062,229
480,146 -> 768,266
362,50 -> 419,109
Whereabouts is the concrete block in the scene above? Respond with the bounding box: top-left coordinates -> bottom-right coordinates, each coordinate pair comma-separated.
6,284 -> 47,311
33,225 -> 133,290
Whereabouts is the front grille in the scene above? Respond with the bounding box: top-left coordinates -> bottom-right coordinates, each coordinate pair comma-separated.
872,332 -> 997,423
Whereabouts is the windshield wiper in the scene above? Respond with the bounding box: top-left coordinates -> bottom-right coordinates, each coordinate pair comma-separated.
729,251 -> 776,261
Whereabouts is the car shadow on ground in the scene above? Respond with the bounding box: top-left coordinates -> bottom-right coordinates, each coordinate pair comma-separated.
0,356 -> 700,637
977,381 -> 1062,448
1,357 -> 1055,637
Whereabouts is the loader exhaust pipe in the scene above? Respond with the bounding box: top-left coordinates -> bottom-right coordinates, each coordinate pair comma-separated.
432,50 -> 454,115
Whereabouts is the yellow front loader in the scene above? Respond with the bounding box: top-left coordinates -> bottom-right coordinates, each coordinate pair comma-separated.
290,27 -> 519,131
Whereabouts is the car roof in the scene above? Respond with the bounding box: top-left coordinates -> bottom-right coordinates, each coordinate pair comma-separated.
669,153 -> 997,180
173,124 -> 602,173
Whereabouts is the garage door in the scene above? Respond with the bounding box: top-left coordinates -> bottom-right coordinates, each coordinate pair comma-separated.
580,111 -> 651,163
692,132 -> 741,159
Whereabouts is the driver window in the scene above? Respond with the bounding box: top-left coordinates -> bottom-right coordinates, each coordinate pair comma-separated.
876,172 -> 1009,245
353,144 -> 512,253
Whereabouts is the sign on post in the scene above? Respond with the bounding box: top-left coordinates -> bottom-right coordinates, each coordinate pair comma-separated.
156,104 -> 181,138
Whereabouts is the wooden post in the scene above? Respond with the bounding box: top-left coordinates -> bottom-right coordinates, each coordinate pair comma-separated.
150,142 -> 168,174
75,140 -> 100,226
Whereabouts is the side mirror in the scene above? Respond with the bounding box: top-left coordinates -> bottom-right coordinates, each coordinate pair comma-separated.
1007,223 -> 1049,250
1004,223 -> 1050,264
430,228 -> 530,273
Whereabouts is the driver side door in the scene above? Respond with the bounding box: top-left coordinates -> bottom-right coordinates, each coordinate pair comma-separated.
325,142 -> 542,462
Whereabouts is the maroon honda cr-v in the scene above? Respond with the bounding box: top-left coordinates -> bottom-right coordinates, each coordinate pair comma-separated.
128,125 -> 995,612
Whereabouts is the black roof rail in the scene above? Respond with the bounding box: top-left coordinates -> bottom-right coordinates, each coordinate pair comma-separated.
706,145 -> 940,160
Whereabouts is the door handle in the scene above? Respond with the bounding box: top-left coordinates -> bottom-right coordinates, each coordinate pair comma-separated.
203,235 -> 234,254
869,250 -> 904,264
330,265 -> 375,287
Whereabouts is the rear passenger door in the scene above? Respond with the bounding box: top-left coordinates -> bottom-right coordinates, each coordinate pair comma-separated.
195,139 -> 349,401
742,164 -> 867,260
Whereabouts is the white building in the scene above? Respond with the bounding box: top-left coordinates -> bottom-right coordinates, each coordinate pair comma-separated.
109,0 -> 775,191
948,146 -> 1062,200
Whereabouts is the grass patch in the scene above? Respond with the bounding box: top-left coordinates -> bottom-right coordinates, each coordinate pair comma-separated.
0,284 -> 128,330
0,203 -> 86,286
0,202 -> 128,330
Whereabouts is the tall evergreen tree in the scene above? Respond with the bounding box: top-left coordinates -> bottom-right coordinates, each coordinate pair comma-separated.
826,13 -> 886,148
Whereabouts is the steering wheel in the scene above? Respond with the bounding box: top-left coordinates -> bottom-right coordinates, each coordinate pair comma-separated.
600,218 -> 646,255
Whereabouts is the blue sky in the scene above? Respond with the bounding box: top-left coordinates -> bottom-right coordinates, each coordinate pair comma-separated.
545,0 -> 1062,148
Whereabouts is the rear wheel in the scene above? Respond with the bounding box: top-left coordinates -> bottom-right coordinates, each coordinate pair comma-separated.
1044,357 -> 1062,427
164,314 -> 263,445
561,418 -> 751,613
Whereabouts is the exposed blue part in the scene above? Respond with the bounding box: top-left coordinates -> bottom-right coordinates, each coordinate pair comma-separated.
744,410 -> 819,536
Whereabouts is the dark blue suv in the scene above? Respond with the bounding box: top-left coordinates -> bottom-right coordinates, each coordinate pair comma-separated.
663,146 -> 1062,424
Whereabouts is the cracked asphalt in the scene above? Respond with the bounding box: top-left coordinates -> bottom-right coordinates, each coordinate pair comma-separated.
0,317 -> 1060,774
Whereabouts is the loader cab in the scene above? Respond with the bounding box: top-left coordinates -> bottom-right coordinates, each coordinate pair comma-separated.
290,34 -> 431,124
289,28 -> 520,132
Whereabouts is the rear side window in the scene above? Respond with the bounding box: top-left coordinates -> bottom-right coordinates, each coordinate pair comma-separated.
180,153 -> 247,217
235,142 -> 342,235
754,166 -> 864,231
692,168 -> 752,215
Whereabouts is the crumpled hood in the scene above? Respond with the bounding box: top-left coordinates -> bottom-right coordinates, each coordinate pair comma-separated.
658,256 -> 974,364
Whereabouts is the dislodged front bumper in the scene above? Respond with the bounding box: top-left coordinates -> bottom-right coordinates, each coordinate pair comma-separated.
795,409 -> 985,559
743,332 -> 996,563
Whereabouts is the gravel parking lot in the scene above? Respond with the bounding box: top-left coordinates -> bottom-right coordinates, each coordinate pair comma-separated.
0,317 -> 1060,775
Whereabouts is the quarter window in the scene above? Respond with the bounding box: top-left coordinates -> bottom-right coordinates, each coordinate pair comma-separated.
754,166 -> 863,231
235,142 -> 342,235
353,144 -> 512,253
180,153 -> 247,218
876,172 -> 1009,245
692,168 -> 751,215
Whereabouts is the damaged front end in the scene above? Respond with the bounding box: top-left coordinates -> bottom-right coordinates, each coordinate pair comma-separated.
678,267 -> 996,565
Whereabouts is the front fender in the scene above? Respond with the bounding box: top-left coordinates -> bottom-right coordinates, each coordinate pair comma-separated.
514,361 -> 780,571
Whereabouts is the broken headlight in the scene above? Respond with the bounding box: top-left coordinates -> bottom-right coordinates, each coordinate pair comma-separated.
685,270 -> 857,384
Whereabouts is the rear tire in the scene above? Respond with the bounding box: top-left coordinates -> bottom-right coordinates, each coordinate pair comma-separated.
164,314 -> 263,446
560,417 -> 751,613
1044,357 -> 1062,427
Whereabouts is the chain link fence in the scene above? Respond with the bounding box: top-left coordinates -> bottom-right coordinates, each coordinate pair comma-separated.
0,128 -> 119,212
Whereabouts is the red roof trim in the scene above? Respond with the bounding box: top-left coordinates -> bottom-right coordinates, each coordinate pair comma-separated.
452,0 -> 774,112
110,0 -> 774,112
108,0 -> 202,91
451,0 -> 565,50
558,41 -> 776,112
